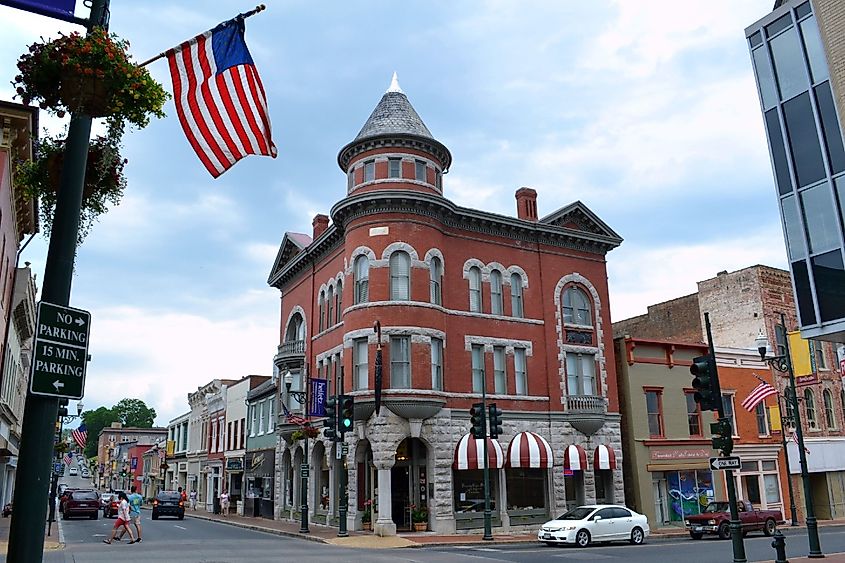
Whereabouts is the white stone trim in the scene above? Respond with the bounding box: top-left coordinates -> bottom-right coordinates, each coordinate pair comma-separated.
284,305 -> 307,341
343,300 -> 544,324
343,326 -> 446,348
346,247 -> 376,275
381,242 -> 427,271
423,248 -> 445,273
462,259 -> 486,279
507,265 -> 529,288
464,335 -> 533,356
316,344 -> 344,364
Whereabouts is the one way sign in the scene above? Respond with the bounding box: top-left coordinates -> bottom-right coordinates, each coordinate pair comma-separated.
709,456 -> 741,471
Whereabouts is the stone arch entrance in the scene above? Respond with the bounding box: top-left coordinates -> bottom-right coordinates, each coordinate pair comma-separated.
392,437 -> 429,531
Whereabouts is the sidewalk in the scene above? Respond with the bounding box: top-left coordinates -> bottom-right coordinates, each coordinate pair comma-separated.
0,514 -> 63,556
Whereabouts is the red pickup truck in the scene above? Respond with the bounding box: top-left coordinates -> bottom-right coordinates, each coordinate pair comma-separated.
685,500 -> 783,539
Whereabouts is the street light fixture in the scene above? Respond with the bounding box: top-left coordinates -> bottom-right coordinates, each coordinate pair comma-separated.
755,315 -> 824,559
284,370 -> 309,534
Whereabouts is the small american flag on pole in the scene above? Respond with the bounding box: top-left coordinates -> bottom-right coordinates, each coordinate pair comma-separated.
71,423 -> 87,450
741,381 -> 778,412
63,451 -> 73,466
166,16 -> 276,177
282,403 -> 308,427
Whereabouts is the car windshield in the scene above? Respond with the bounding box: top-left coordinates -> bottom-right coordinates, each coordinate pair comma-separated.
73,491 -> 98,500
555,507 -> 594,521
157,493 -> 181,501
703,502 -> 730,513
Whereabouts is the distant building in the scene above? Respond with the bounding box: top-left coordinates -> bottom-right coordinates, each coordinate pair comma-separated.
223,375 -> 269,514
745,0 -> 845,342
245,378 -> 276,520
96,422 -> 167,490
165,412 -> 189,492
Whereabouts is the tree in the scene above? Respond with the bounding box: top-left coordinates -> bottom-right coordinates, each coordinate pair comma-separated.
113,398 -> 156,428
81,406 -> 118,459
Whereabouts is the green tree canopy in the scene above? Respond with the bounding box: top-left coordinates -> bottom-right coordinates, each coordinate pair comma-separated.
80,406 -> 118,459
79,398 -> 156,458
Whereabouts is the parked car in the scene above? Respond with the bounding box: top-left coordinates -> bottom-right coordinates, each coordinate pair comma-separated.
685,500 -> 783,540
58,488 -> 78,513
538,505 -> 650,547
80,468 -> 89,478
99,493 -> 114,509
62,490 -> 99,520
152,491 -> 184,520
68,467 -> 78,476
102,491 -> 124,518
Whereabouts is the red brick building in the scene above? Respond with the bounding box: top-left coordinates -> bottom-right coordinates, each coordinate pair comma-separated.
268,75 -> 624,535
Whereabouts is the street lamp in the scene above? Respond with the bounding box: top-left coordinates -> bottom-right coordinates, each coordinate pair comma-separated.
755,315 -> 824,558
284,371 -> 309,534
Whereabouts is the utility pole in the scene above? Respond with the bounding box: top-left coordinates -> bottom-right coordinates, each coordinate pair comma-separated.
6,2 -> 109,560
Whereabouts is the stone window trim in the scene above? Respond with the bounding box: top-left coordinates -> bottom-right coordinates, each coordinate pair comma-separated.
463,335 -> 533,356
311,320 -> 345,340
347,246 -> 377,273
284,305 -> 307,342
315,344 -> 344,365
553,273 -> 607,405
423,248 -> 445,271
344,325 -> 446,347
342,299 -> 544,324
461,259 -> 529,287
317,270 -> 346,299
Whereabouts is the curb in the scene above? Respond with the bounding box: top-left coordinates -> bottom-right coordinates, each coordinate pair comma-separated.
184,512 -> 330,544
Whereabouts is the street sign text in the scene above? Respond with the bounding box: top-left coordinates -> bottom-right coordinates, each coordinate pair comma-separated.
709,456 -> 741,471
30,302 -> 91,399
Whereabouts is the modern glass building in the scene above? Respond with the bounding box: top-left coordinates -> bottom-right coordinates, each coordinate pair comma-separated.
746,0 -> 845,342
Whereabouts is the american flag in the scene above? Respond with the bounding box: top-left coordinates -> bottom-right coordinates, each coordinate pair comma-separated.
71,423 -> 87,450
166,16 -> 276,178
741,381 -> 778,411
63,451 -> 73,466
282,403 -> 308,427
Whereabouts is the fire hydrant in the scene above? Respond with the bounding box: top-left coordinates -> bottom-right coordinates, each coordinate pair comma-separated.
771,529 -> 788,563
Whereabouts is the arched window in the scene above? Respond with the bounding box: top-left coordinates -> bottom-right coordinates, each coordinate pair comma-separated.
354,255 -> 369,304
490,271 -> 503,315
563,287 -> 592,326
285,313 -> 305,342
468,267 -> 482,312
335,280 -> 343,324
511,273 -> 523,318
318,291 -> 325,332
326,286 -> 334,328
824,389 -> 836,429
805,388 -> 817,429
430,257 -> 442,305
390,251 -> 410,300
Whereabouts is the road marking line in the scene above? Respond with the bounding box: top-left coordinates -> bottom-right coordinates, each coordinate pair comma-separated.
174,525 -> 187,530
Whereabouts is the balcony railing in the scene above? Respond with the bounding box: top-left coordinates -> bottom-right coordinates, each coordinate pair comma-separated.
566,394 -> 607,414
274,339 -> 305,365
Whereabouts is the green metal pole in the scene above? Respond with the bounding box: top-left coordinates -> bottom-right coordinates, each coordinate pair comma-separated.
338,367 -> 348,537
6,4 -> 108,560
481,366 -> 492,541
781,313 -> 823,557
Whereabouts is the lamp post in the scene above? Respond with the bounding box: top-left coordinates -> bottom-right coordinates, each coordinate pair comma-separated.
284,371 -> 309,534
755,315 -> 824,558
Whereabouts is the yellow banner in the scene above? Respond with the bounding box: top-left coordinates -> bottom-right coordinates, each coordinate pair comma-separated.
769,405 -> 782,431
789,331 -> 813,377
166,440 -> 175,456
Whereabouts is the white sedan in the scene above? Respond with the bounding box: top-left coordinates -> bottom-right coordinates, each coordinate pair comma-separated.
538,504 -> 650,547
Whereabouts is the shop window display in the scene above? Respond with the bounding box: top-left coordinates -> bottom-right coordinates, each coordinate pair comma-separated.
666,470 -> 713,522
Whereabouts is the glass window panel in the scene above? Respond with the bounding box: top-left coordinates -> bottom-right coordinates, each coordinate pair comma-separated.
762,460 -> 777,472
805,388 -> 818,428
686,393 -> 701,436
490,271 -> 503,315
812,250 -> 845,322
741,461 -> 758,472
770,26 -> 808,101
800,182 -> 838,253
510,274 -> 524,318
415,160 -> 426,181
722,395 -> 736,435
783,92 -> 825,187
814,82 -> 845,174
469,267 -> 482,312
765,109 -> 794,195
430,257 -> 442,305
801,17 -> 828,83
388,158 -> 401,178
354,256 -> 369,304
645,391 -> 662,437
824,389 -> 836,428
493,346 -> 506,394
364,160 -> 375,182
792,259 -> 817,325
753,47 -> 778,109
764,474 -> 781,503
749,31 -> 763,48
581,355 -> 596,395
431,338 -> 443,391
796,2 -> 812,20
782,195 -> 806,260
471,345 -> 484,392
756,402 -> 769,435
355,339 -> 368,390
514,348 -> 527,395
766,13 -> 792,37
836,178 -> 845,236
566,354 -> 578,396
390,336 -> 411,388
389,251 -> 410,300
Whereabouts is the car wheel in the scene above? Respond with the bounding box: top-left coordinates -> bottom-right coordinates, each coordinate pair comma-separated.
717,522 -> 731,540
763,519 -> 777,537
90,513 -> 98,520
575,529 -> 591,547
689,532 -> 703,540
630,527 -> 645,545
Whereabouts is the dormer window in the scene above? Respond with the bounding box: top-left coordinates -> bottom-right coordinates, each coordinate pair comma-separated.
389,158 -> 401,178
563,286 -> 592,326
415,160 -> 426,182
364,160 -> 375,182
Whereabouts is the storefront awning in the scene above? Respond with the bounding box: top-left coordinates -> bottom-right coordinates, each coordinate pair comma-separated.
453,433 -> 504,470
593,444 -> 617,470
506,431 -> 553,468
563,444 -> 587,472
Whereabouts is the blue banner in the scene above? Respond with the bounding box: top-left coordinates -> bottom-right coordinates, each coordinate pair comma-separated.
0,0 -> 77,23
309,378 -> 327,417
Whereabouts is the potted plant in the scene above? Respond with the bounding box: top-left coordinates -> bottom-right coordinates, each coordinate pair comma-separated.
361,499 -> 373,531
410,503 -> 428,532
290,426 -> 319,441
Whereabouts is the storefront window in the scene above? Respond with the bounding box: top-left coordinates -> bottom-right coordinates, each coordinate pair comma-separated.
666,470 -> 713,522
764,474 -> 781,503
506,468 -> 545,510
564,472 -> 585,510
453,470 -> 499,514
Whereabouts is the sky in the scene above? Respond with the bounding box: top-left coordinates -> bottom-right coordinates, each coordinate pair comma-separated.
0,0 -> 789,426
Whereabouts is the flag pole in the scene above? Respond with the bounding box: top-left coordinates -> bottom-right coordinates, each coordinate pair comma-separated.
138,4 -> 267,67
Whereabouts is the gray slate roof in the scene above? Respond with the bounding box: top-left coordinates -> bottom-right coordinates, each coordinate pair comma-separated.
354,91 -> 434,141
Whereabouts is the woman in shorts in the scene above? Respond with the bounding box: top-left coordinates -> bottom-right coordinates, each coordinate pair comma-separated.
103,492 -> 135,544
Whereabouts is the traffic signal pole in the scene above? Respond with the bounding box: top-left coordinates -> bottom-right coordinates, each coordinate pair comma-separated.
338,367 -> 348,538
704,313 -> 747,563
6,2 -> 109,560
480,371 -> 492,541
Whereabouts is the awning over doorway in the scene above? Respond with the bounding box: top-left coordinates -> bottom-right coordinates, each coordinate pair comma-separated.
453,433 -> 504,470
593,444 -> 617,470
506,431 -> 553,468
563,444 -> 587,472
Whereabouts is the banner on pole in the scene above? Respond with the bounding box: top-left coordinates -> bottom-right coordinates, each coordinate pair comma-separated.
310,378 -> 327,417
0,0 -> 77,22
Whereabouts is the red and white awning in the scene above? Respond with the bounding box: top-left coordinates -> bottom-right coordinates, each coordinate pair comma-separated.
453,433 -> 504,470
593,444 -> 617,470
563,444 -> 587,472
506,431 -> 554,468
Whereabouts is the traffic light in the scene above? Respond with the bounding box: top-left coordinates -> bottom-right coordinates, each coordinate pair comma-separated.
710,418 -> 734,456
470,402 -> 486,438
488,404 -> 503,439
690,355 -> 719,411
324,395 -> 338,440
57,398 -> 69,419
339,395 -> 354,435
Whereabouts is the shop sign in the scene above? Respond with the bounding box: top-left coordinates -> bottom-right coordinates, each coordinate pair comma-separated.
650,448 -> 710,460
250,453 -> 265,471
795,373 -> 818,386
227,458 -> 244,471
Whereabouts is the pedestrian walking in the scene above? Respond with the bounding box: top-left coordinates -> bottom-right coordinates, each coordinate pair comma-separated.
103,492 -> 135,544
220,489 -> 230,517
189,489 -> 198,510
117,486 -> 143,543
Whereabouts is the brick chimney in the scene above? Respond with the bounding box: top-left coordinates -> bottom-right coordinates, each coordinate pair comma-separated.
515,187 -> 538,221
312,214 -> 329,239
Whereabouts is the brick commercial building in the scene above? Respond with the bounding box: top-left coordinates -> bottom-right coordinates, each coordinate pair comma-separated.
268,75 -> 625,535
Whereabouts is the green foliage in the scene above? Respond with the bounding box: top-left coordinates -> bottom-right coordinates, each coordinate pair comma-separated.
81,406 -> 118,458
80,399 -> 156,458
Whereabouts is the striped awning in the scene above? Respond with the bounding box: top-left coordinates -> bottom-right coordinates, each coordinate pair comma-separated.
453,433 -> 504,470
563,444 -> 587,472
506,431 -> 553,468
594,444 -> 617,470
